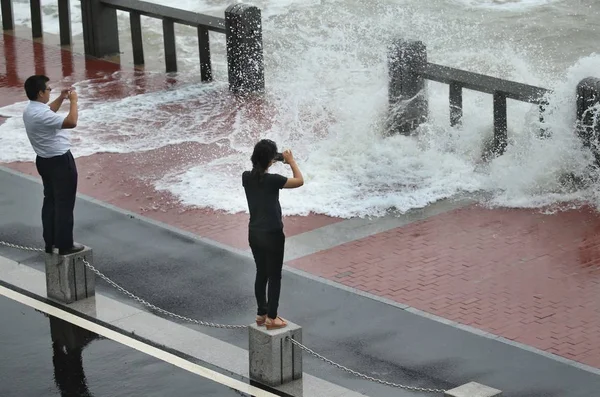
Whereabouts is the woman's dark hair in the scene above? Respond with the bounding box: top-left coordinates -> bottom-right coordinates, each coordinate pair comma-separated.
250,139 -> 278,180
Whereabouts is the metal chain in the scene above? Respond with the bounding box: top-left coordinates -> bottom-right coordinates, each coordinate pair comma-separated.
2,239 -> 445,392
286,337 -> 447,394
0,241 -> 44,252
0,240 -> 246,329
81,259 -> 248,330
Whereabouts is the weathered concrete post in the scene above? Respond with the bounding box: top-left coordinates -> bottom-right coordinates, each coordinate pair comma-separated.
80,0 -> 120,58
249,322 -> 302,387
388,39 -> 428,135
576,77 -> 600,165
225,4 -> 264,95
445,382 -> 502,397
1,0 -> 14,31
45,246 -> 95,304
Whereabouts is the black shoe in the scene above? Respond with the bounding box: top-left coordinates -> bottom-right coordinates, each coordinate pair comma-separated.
58,243 -> 85,256
45,245 -> 54,254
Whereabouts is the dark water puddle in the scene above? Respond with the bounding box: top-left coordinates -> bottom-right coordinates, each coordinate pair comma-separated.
0,295 -> 262,397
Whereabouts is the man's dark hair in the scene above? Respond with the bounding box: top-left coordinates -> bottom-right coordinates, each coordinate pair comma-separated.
24,75 -> 49,101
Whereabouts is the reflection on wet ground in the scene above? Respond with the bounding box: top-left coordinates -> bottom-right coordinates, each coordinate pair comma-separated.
0,294 -> 259,397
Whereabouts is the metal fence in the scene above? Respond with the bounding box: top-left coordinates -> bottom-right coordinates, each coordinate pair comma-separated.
388,39 -> 552,156
0,0 -> 264,93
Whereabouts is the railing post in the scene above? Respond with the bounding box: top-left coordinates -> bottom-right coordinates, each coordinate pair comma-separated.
45,246 -> 95,304
225,4 -> 264,94
449,82 -> 463,127
58,0 -> 72,46
130,12 -> 144,65
388,39 -> 428,135
30,0 -> 43,38
80,0 -> 120,58
576,77 -> 600,165
1,0 -> 14,31
445,382 -> 502,397
198,26 -> 212,82
492,92 -> 507,155
162,19 -> 177,73
249,322 -> 302,386
538,100 -> 550,138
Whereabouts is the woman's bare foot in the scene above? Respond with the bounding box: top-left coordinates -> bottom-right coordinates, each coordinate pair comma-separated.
265,316 -> 287,330
256,314 -> 267,326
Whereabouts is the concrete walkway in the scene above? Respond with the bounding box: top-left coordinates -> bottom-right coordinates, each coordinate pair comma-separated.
1,169 -> 600,397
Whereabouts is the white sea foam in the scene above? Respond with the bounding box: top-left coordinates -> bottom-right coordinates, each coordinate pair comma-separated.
1,0 -> 599,218
448,0 -> 559,10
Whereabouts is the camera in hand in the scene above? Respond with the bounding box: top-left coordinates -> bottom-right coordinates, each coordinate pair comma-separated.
274,152 -> 284,162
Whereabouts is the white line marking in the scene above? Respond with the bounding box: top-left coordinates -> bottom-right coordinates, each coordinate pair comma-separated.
0,285 -> 280,397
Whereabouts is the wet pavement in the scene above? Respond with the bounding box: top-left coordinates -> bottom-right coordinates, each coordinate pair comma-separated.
2,169 -> 600,396
4,30 -> 600,372
0,293 -> 255,397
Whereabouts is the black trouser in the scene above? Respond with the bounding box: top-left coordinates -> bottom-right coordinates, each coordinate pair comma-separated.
249,229 -> 285,319
35,150 -> 78,250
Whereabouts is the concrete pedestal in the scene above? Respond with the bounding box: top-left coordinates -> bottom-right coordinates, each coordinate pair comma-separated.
249,321 -> 302,387
45,246 -> 95,304
445,382 -> 502,397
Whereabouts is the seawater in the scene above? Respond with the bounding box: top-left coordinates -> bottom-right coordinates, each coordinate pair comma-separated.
1,0 -> 600,218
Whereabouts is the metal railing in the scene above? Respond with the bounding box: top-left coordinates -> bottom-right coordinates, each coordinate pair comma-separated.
0,0 -> 264,92
1,0 -> 72,46
388,40 -> 552,155
425,62 -> 550,153
98,0 -> 224,79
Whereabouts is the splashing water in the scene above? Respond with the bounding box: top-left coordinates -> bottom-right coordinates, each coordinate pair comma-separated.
2,0 -> 600,218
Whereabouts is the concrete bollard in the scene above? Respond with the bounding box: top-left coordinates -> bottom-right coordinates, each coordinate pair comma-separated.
576,77 -> 600,166
1,0 -> 15,31
445,382 -> 502,397
388,39 -> 428,135
80,0 -> 120,58
249,321 -> 302,387
225,4 -> 265,95
45,246 -> 95,304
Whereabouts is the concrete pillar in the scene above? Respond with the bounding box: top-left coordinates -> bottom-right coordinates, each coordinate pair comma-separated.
576,77 -> 600,165
45,246 -> 95,304
445,382 -> 502,397
1,0 -> 14,31
249,322 -> 302,387
388,39 -> 428,135
80,0 -> 120,58
225,4 -> 265,95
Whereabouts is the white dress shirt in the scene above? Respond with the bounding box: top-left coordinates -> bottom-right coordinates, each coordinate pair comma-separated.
22,100 -> 69,158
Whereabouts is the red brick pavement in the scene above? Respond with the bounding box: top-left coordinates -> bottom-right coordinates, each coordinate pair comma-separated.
3,32 -> 600,369
288,205 -> 600,368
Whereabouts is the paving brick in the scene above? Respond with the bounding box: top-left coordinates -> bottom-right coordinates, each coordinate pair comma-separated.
288,205 -> 600,369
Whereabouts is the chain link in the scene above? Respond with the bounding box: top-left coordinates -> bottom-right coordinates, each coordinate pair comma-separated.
0,239 -> 247,329
0,241 -> 44,252
286,337 -> 447,394
1,239 -> 446,392
81,259 -> 248,330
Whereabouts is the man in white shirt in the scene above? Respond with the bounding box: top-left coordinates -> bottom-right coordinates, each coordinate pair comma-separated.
23,75 -> 83,256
